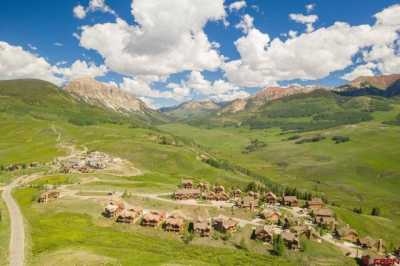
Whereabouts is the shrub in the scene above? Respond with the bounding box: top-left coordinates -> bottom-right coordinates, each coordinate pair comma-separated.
353,207 -> 363,214
371,207 -> 381,216
332,135 -> 350,144
242,139 -> 266,154
272,234 -> 285,256
295,135 -> 326,144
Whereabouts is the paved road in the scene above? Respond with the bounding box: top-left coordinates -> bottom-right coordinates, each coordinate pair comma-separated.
2,177 -> 25,266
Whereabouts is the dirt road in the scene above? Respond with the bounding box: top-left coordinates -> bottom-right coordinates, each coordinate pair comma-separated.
2,176 -> 25,266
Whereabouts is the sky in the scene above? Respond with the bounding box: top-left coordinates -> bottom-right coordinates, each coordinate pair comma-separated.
1,0 -> 400,108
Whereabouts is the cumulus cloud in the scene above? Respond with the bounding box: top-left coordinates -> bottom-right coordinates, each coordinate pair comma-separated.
224,4 -> 400,88
229,1 -> 247,12
73,4 -> 86,19
79,0 -> 225,81
289,13 -> 318,32
0,41 -> 106,85
342,62 -> 377,81
236,14 -> 254,33
305,3 -> 315,13
73,0 -> 116,20
55,60 -> 107,80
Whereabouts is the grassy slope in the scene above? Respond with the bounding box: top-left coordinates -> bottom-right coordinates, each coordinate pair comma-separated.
0,196 -> 10,266
159,101 -> 400,246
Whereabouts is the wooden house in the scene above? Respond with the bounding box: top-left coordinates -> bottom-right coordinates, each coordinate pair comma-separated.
313,208 -> 336,229
232,189 -> 242,198
141,210 -> 166,227
306,197 -> 324,210
282,196 -> 299,207
335,226 -> 359,243
260,209 -> 280,224
174,189 -> 201,200
212,215 -> 238,233
265,192 -> 278,205
254,225 -> 274,243
181,179 -> 193,189
281,231 -> 300,250
116,206 -> 143,224
193,218 -> 211,237
236,196 -> 258,211
164,214 -> 185,232
38,190 -> 60,203
104,201 -> 125,218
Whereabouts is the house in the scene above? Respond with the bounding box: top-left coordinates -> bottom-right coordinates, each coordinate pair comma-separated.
174,189 -> 201,200
254,225 -> 274,243
248,191 -> 260,199
164,213 -> 185,232
282,196 -> 299,207
38,190 -> 60,203
291,225 -> 319,240
236,196 -> 258,211
307,197 -> 324,210
116,206 -> 143,224
313,208 -> 336,229
197,182 -> 209,192
335,226 -> 359,243
141,210 -> 166,227
205,191 -> 229,201
181,179 -> 193,189
232,189 -> 242,198
193,218 -> 211,237
281,230 -> 300,250
214,185 -> 225,193
104,201 -> 125,218
212,215 -> 238,233
260,209 -> 280,224
265,192 -> 278,205
358,237 -> 385,253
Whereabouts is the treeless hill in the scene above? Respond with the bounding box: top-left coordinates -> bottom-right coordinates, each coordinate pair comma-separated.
350,74 -> 400,89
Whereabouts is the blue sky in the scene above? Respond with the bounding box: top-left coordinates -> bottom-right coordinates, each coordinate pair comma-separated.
1,0 -> 400,107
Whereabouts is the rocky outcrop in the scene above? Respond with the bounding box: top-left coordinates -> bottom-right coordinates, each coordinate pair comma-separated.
64,77 -> 151,113
350,74 -> 400,90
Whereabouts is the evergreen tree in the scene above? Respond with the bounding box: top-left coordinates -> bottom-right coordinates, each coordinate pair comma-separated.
272,235 -> 285,256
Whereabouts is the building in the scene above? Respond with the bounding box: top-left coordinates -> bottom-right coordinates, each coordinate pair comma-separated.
116,206 -> 143,224
358,237 -> 385,253
104,201 -> 125,218
212,215 -> 238,233
181,179 -> 193,189
335,226 -> 359,243
313,208 -> 336,229
204,191 -> 229,201
247,191 -> 260,199
141,210 -> 166,227
254,225 -> 274,243
232,189 -> 242,198
193,218 -> 211,237
282,196 -> 299,207
307,197 -> 324,210
259,209 -> 280,224
265,192 -> 278,205
291,225 -> 319,240
281,230 -> 300,250
197,182 -> 209,192
236,196 -> 258,211
164,213 -> 185,232
214,185 -> 225,194
174,189 -> 201,200
38,190 -> 60,203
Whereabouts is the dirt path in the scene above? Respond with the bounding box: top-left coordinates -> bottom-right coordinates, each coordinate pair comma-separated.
2,176 -> 26,266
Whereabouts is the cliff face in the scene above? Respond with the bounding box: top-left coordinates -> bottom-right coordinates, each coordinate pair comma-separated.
64,77 -> 151,113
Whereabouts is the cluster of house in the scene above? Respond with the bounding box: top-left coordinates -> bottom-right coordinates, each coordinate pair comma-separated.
38,190 -> 60,203
56,151 -> 113,173
174,180 -> 230,201
103,200 -> 241,237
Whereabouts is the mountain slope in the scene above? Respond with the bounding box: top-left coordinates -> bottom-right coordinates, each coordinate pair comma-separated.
161,100 -> 221,120
337,74 -> 400,97
0,79 -> 151,127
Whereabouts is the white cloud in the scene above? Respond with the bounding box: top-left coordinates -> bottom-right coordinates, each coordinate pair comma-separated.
73,5 -> 86,19
288,30 -> 298,38
27,43 -> 37,51
73,0 -> 116,20
289,13 -> 318,33
305,4 -> 315,13
0,41 -> 62,84
229,1 -> 246,12
236,14 -> 254,33
53,42 -> 63,47
55,60 -> 107,80
79,0 -> 225,81
0,41 -> 106,86
224,4 -> 400,88
342,62 -> 377,81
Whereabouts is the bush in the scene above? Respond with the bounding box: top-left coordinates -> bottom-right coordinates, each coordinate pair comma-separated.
242,139 -> 266,154
272,234 -> 285,256
332,135 -> 350,144
353,207 -> 363,214
295,135 -> 326,144
371,207 -> 381,216
181,231 -> 194,244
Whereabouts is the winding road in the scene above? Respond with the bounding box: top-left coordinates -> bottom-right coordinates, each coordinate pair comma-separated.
2,176 -> 25,266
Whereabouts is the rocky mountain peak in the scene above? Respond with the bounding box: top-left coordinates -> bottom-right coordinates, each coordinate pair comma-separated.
64,77 -> 151,113
350,74 -> 400,89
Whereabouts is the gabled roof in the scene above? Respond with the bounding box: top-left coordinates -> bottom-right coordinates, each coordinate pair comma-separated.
314,208 -> 334,217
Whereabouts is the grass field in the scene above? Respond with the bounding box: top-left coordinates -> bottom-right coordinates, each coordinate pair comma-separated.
0,196 -> 10,266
